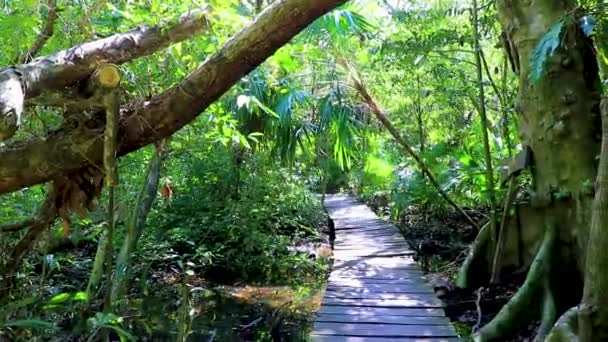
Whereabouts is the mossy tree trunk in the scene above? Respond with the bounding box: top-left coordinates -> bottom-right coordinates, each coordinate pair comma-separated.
470,0 -> 604,340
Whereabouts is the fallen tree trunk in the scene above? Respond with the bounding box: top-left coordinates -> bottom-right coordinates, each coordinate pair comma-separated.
0,0 -> 347,194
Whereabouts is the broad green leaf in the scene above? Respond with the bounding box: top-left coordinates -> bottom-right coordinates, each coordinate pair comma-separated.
48,293 -> 71,304
1,319 -> 56,330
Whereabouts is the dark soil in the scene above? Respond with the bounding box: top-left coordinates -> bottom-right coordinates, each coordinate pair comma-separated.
367,200 -> 538,341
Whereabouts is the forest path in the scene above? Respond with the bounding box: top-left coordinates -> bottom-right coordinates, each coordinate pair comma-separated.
311,194 -> 459,342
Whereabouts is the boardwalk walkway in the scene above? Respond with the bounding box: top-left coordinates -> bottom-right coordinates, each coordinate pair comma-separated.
311,194 -> 459,342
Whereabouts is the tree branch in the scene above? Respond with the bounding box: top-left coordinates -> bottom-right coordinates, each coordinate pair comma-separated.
340,59 -> 480,229
0,9 -> 209,141
0,184 -> 57,296
14,0 -> 59,64
0,218 -> 38,233
0,0 -> 348,194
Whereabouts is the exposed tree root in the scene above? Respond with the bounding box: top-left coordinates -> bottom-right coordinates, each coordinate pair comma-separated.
474,224 -> 556,342
456,222 -> 490,289
545,306 -> 579,342
536,280 -> 557,341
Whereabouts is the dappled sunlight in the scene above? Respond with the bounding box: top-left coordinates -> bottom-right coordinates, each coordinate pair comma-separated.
227,285 -> 325,313
312,195 -> 457,340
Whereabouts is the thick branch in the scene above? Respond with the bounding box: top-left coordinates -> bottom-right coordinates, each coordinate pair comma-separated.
22,9 -> 208,99
0,9 -> 208,140
0,0 -> 347,194
0,11 -> 207,135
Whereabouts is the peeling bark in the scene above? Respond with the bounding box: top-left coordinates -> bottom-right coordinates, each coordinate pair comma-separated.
0,0 -> 347,194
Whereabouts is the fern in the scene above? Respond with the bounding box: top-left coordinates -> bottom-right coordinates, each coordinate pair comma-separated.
529,20 -> 565,82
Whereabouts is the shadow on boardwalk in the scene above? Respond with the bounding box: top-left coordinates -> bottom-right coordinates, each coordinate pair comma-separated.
311,194 -> 460,342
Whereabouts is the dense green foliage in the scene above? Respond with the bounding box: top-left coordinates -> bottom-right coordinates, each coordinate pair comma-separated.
8,0 -> 596,340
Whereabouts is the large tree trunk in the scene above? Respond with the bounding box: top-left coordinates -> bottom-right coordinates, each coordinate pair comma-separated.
470,0 -> 602,340
0,0 -> 347,195
578,98 -> 608,341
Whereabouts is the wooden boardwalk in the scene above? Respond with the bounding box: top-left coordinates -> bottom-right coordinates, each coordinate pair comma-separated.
311,194 -> 459,342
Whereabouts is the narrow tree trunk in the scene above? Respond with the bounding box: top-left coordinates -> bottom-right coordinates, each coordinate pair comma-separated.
102,87 -> 120,312
471,0 -> 497,269
111,141 -> 166,306
415,74 -> 425,153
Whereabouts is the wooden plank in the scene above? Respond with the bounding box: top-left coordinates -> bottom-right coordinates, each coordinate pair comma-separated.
311,335 -> 460,342
316,313 -> 451,325
335,239 -> 405,245
334,228 -> 399,234
334,245 -> 410,251
322,297 -> 443,308
335,234 -> 404,241
319,306 -> 445,317
333,251 -> 414,258
333,246 -> 410,252
315,195 -> 458,342
335,232 -> 402,238
333,256 -> 418,268
328,278 -> 429,287
334,224 -> 396,231
330,268 -> 425,278
312,322 -> 457,337
326,284 -> 434,294
323,292 -> 440,302
332,267 -> 420,275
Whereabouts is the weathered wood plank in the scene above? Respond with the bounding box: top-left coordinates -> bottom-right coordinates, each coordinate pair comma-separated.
316,313 -> 451,325
334,224 -> 397,231
319,306 -> 445,317
335,234 -> 405,241
328,278 -> 429,287
333,256 -> 418,268
312,322 -> 457,337
326,284 -> 434,294
333,251 -> 414,258
333,247 -> 411,254
330,268 -> 425,282
314,195 -> 458,342
323,291 -> 440,302
322,297 -> 443,308
311,335 -> 460,342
